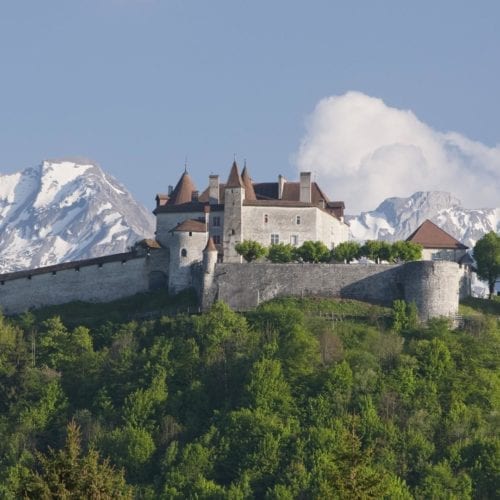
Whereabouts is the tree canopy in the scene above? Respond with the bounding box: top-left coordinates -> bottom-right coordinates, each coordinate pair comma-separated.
474,231 -> 500,298
0,295 -> 498,498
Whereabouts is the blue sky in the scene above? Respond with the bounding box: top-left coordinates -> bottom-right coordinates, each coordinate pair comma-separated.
1,1 -> 499,211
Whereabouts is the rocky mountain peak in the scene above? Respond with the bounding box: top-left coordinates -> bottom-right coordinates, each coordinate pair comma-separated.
0,159 -> 155,273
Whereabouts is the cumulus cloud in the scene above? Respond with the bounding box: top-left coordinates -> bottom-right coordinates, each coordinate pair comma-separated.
295,91 -> 500,213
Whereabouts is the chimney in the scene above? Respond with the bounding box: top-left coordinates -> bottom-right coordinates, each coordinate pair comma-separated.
168,185 -> 173,195
300,172 -> 311,203
209,175 -> 219,204
278,175 -> 286,200
191,190 -> 199,202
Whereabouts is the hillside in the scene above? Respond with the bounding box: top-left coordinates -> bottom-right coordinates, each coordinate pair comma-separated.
0,295 -> 498,498
0,159 -> 155,272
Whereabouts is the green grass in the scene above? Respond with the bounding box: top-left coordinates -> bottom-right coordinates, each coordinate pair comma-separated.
260,296 -> 391,317
460,296 -> 500,317
20,288 -> 199,328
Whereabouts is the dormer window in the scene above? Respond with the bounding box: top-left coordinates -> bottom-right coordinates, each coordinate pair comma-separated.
264,214 -> 269,224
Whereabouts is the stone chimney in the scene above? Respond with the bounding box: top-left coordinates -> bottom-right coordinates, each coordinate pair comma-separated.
209,175 -> 219,204
191,190 -> 199,202
300,172 -> 311,203
278,175 -> 286,200
168,185 -> 174,195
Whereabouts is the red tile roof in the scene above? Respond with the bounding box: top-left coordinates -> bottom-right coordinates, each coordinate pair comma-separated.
241,166 -> 257,201
226,161 -> 244,188
203,236 -> 217,252
166,171 -> 197,205
172,219 -> 207,233
406,220 -> 468,249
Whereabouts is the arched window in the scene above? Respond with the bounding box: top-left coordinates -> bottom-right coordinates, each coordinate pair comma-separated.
181,248 -> 187,257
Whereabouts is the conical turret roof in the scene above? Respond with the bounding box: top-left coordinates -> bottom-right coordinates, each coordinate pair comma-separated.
226,161 -> 244,188
167,170 -> 197,205
203,236 -> 217,252
241,165 -> 257,201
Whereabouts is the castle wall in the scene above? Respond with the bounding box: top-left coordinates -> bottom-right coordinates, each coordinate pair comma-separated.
0,256 -> 152,315
203,261 -> 461,320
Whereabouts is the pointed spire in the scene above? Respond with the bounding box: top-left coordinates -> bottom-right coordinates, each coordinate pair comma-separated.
166,170 -> 197,205
226,160 -> 244,188
241,164 -> 257,201
203,236 -> 217,253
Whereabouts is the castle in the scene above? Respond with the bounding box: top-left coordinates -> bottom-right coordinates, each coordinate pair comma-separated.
0,161 -> 470,320
155,161 -> 349,292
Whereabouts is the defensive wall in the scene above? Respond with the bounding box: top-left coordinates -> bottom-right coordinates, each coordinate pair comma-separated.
0,250 -> 465,322
202,260 -> 462,321
0,248 -> 168,315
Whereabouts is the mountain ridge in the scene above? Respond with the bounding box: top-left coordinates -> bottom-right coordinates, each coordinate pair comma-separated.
0,159 -> 155,273
347,191 -> 500,247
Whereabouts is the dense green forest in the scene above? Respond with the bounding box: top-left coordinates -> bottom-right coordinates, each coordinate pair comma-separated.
0,292 -> 498,499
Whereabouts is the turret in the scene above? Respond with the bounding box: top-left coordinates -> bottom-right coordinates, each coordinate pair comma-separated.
223,161 -> 245,262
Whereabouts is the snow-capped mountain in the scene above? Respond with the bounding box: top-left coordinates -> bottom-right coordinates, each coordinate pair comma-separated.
348,191 -> 500,248
0,159 -> 155,273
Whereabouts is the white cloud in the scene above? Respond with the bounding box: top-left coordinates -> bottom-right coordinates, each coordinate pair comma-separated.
295,91 -> 500,213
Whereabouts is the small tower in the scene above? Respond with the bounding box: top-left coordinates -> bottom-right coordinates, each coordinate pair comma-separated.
201,236 -> 219,310
223,161 -> 245,262
168,219 -> 208,294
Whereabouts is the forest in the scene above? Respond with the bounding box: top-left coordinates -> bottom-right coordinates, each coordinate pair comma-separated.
0,291 -> 498,499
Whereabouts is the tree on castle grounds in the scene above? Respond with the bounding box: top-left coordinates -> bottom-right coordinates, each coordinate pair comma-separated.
295,241 -> 331,263
267,243 -> 295,263
235,240 -> 267,262
474,231 -> 500,299
331,241 -> 361,263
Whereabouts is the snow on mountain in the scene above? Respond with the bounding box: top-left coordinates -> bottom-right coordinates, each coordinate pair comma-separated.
0,159 -> 155,273
347,191 -> 500,248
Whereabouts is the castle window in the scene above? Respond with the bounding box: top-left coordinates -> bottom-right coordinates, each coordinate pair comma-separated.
189,231 -> 193,236
231,229 -> 235,235
264,214 -> 268,224
213,235 -> 221,244
52,271 -> 57,276
181,248 -> 187,258
212,216 -> 221,227
290,235 -> 299,246
296,215 -> 301,225
271,233 -> 279,245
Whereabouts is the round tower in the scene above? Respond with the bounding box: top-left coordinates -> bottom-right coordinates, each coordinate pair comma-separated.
401,261 -> 459,321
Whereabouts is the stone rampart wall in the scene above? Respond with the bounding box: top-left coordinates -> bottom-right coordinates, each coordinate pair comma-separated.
0,256 -> 152,315
204,261 -> 460,320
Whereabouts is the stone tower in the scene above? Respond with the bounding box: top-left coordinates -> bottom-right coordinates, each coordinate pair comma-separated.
223,161 -> 245,263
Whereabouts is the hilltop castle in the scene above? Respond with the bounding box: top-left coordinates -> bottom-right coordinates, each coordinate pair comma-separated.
156,161 -> 349,292
0,161 -> 469,320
